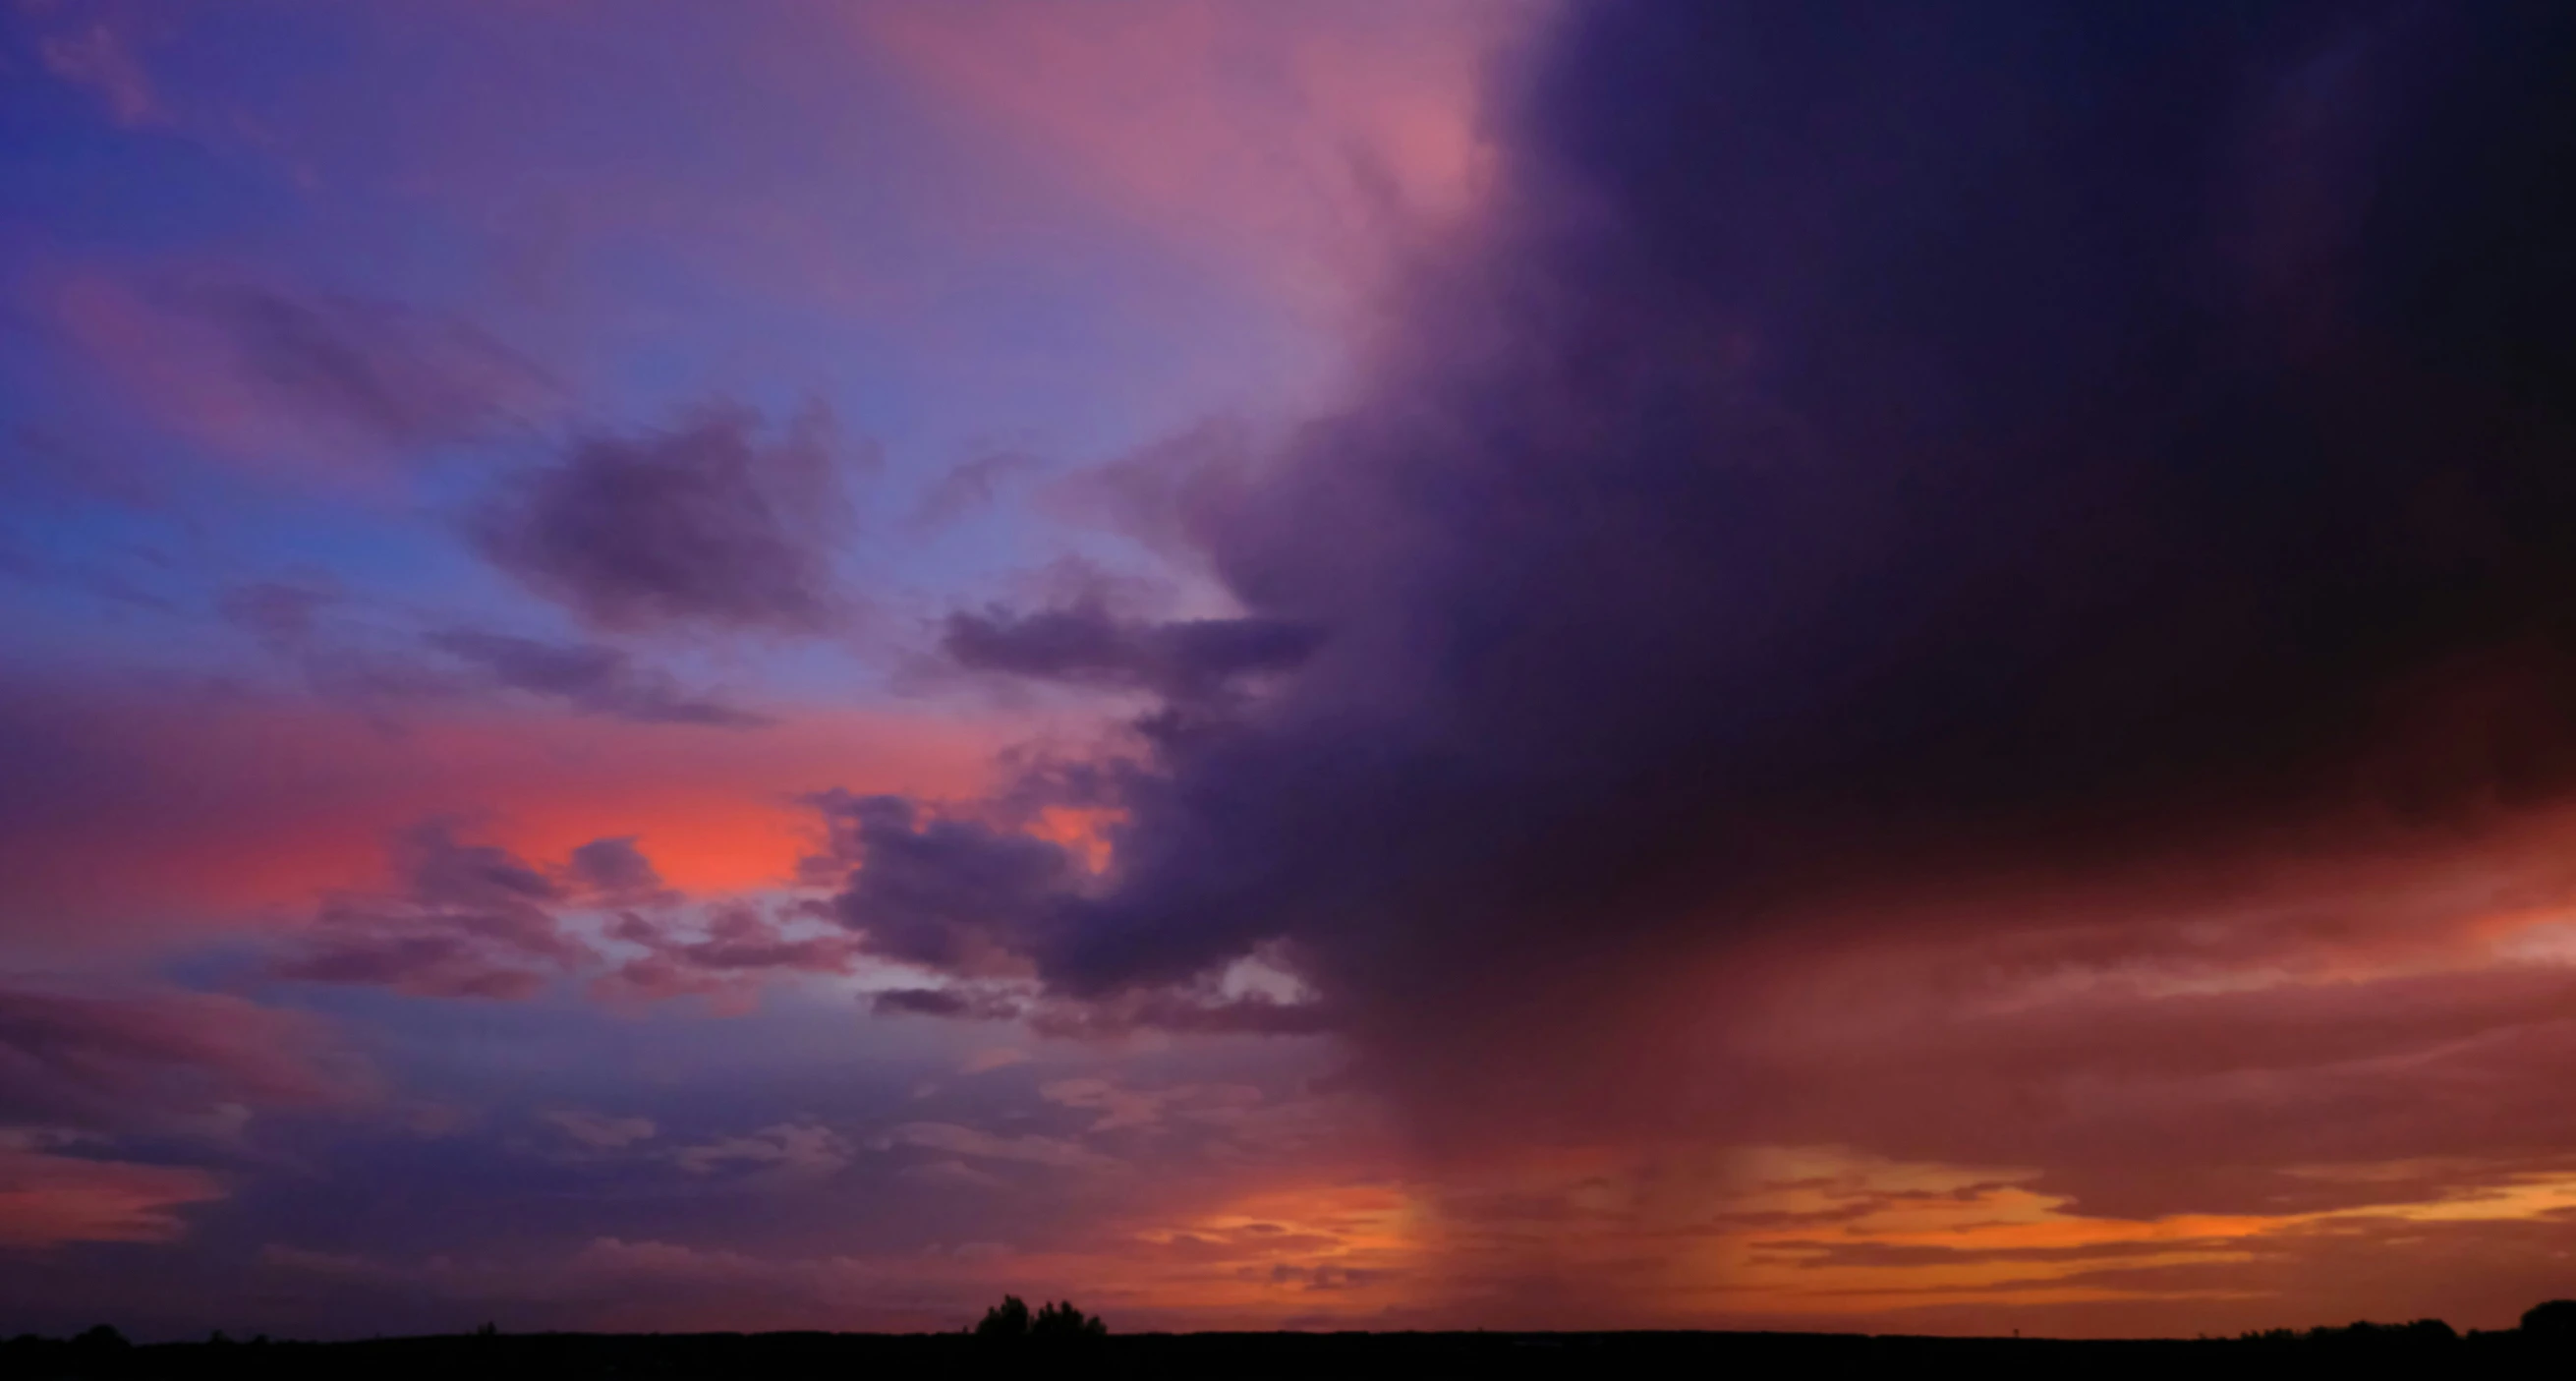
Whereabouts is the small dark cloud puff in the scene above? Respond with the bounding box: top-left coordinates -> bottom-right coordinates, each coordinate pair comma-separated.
805,791 -> 1076,973
564,835 -> 672,903
471,403 -> 856,634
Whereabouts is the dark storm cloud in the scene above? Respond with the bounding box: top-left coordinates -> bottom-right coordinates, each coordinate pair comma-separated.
471,404 -> 856,634
426,629 -> 769,726
848,0 -> 2576,1122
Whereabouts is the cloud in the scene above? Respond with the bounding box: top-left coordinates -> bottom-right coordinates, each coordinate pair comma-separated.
1024,989 -> 1336,1040
425,629 -> 769,727
1694,959 -> 2576,1220
872,1122 -> 1118,1172
959,1047 -> 1029,1075
856,0 -> 1533,301
37,20 -> 162,127
50,272 -> 552,472
0,982 -> 361,1135
0,978 -> 347,1250
595,906 -> 859,1008
542,1110 -> 658,1151
1040,1077 -> 1263,1133
869,987 -> 1023,1021
563,836 -> 672,903
173,281 -> 553,449
808,791 -> 1078,973
214,584 -> 764,728
0,679 -> 1005,945
898,1157 -> 1010,1190
911,450 -> 1045,531
819,0 -> 2576,1193
0,1147 -> 224,1247
216,579 -> 340,648
470,403 -> 858,634
273,820 -> 592,1001
670,1122 -> 852,1183
942,600 -> 1323,703
280,826 -> 858,1007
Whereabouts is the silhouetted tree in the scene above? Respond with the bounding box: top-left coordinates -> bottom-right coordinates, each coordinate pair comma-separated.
975,1295 -> 1033,1340
72,1325 -> 129,1352
1032,1299 -> 1107,1339
974,1295 -> 1105,1341
2526,1300 -> 2576,1337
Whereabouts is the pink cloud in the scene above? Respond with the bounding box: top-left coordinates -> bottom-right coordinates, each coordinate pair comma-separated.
0,980 -> 364,1134
0,684 -> 1016,953
859,0 -> 1545,311
38,17 -> 162,128
0,1146 -> 222,1248
38,264 -> 555,483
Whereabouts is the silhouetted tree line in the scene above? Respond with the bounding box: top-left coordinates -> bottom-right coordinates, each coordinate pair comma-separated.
8,1299 -> 2576,1378
971,1295 -> 1107,1342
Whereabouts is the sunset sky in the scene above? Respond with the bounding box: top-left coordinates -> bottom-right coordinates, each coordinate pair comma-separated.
8,0 -> 2576,1342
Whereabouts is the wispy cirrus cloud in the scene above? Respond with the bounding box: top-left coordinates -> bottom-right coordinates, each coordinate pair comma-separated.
424,630 -> 769,728
47,270 -> 554,476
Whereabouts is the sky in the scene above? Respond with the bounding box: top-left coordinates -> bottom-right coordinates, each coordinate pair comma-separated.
6,0 -> 2576,1343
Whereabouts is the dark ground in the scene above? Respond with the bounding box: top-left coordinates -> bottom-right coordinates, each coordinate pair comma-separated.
2,1319 -> 2558,1380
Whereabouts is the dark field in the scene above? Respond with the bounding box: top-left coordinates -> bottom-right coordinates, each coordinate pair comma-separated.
4,1320 -> 2560,1380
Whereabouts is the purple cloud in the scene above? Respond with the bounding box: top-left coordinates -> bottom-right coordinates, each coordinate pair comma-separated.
807,791 -> 1078,974
275,822 -> 591,1001
470,404 -> 857,634
829,1 -> 2576,1152
564,836 -> 672,903
942,600 -> 1323,704
0,982 -> 361,1134
426,629 -> 769,727
910,449 -> 1045,531
174,281 -> 553,450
